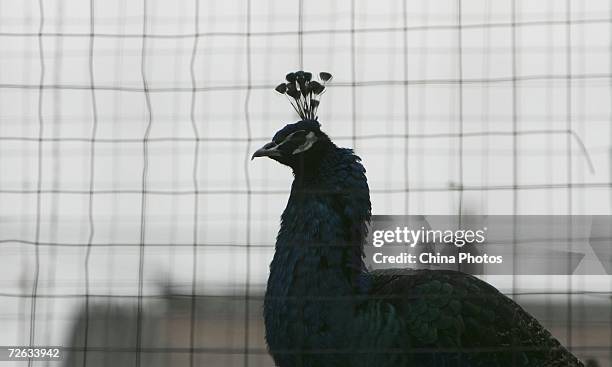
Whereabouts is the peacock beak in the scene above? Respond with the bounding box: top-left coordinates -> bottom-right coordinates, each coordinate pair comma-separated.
251,141 -> 282,160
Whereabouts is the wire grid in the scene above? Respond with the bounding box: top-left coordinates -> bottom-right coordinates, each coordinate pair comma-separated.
0,0 -> 611,366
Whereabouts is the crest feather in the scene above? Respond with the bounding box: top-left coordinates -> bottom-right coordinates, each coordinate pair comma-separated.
274,70 -> 332,120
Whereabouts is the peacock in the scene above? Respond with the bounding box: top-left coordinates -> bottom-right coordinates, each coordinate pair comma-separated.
252,70 -> 584,367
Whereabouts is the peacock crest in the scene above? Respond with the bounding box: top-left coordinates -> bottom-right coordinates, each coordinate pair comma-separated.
274,70 -> 332,121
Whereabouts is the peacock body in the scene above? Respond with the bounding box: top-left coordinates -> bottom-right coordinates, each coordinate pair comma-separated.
255,71 -> 584,367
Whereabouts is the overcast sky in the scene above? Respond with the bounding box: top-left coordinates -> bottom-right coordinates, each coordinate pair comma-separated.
0,0 -> 611,348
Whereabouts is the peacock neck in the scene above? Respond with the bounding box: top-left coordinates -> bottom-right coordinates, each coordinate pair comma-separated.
290,140 -> 335,182
269,150 -> 369,299
264,146 -> 371,364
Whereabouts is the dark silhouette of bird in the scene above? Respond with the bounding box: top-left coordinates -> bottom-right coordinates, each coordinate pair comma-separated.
253,70 -> 585,367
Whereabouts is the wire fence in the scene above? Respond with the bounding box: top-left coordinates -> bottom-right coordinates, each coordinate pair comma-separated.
0,0 -> 611,366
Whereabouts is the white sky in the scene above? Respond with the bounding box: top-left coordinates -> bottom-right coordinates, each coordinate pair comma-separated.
0,0 -> 611,349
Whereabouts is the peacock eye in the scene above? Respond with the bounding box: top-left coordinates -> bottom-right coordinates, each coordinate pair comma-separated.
289,130 -> 307,144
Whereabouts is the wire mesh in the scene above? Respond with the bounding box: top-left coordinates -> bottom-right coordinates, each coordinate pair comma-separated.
0,0 -> 611,366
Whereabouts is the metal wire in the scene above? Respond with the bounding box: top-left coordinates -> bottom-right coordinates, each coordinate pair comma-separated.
0,1 -> 610,367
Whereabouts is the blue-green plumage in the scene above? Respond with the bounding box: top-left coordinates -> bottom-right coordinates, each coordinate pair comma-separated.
256,73 -> 584,367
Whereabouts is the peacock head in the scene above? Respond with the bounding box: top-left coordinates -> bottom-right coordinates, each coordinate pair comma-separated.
251,119 -> 332,169
252,71 -> 334,170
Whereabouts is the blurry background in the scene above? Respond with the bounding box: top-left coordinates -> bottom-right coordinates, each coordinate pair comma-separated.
0,0 -> 611,366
